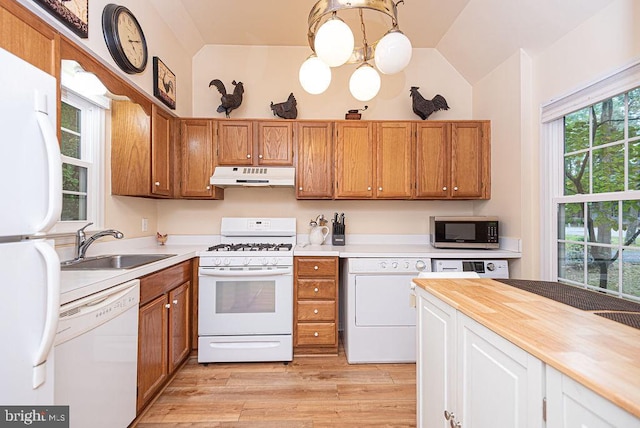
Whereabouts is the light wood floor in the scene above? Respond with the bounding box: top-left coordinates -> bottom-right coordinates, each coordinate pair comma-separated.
134,342 -> 416,427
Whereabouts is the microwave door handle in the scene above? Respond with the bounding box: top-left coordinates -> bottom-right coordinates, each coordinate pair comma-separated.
199,267 -> 292,277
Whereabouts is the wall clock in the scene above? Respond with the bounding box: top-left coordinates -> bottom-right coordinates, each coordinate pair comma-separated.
102,4 -> 148,74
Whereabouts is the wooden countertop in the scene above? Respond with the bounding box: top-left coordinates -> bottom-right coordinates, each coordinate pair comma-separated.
412,278 -> 640,419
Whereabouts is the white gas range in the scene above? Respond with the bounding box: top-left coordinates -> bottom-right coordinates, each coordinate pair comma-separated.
197,218 -> 296,363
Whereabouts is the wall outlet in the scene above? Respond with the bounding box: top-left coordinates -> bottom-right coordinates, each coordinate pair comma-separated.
141,218 -> 148,232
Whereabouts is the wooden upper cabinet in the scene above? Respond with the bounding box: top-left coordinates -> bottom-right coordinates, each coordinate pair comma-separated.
151,105 -> 172,197
0,0 -> 59,76
179,119 -> 222,199
257,121 -> 294,165
376,122 -> 413,199
217,120 -> 253,165
335,121 -> 374,199
296,121 -> 333,199
217,120 -> 294,166
415,121 -> 490,199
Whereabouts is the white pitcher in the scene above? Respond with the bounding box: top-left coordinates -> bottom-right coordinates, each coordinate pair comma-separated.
309,224 -> 329,245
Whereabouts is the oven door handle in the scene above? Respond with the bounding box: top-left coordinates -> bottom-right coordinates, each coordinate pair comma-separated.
199,267 -> 293,277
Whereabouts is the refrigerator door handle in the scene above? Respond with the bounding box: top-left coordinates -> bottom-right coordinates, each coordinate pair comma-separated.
34,109 -> 62,235
32,240 -> 60,389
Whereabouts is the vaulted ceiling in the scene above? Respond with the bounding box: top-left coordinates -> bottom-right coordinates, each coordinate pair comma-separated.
149,0 -> 615,84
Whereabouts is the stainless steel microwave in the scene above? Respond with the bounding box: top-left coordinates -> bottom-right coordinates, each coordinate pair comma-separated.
430,216 -> 499,249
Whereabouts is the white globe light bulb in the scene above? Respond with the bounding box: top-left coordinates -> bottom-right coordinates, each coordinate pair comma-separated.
374,30 -> 413,74
314,17 -> 354,67
299,55 -> 332,95
349,63 -> 381,102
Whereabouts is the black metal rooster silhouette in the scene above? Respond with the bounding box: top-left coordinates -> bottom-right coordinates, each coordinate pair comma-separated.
410,87 -> 449,120
209,79 -> 244,118
270,93 -> 297,119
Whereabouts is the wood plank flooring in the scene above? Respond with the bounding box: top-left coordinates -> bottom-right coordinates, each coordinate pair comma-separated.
134,342 -> 416,427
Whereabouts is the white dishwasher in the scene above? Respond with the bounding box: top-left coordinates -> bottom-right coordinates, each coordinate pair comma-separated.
343,257 -> 429,363
55,279 -> 140,428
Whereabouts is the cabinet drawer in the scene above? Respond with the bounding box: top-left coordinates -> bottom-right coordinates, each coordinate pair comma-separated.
296,323 -> 336,346
140,260 -> 191,305
297,301 -> 335,321
297,279 -> 336,300
296,258 -> 337,277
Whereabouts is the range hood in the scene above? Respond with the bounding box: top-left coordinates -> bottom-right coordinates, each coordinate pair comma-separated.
210,166 -> 295,187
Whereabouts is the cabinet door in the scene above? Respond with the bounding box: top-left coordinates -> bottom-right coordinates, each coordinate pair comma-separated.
168,281 -> 190,373
180,119 -> 215,198
257,121 -> 293,165
451,122 -> 488,199
296,121 -> 333,199
111,100 -> 151,197
217,120 -> 253,165
137,294 -> 169,412
415,122 -> 450,198
151,105 -> 172,197
335,121 -> 374,198
457,313 -> 543,428
417,289 -> 456,428
376,122 -> 413,198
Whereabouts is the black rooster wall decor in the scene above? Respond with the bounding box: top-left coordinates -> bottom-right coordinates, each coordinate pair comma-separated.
410,87 -> 449,120
209,79 -> 244,118
270,93 -> 297,119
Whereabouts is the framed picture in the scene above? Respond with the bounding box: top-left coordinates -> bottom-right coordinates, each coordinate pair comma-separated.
153,57 -> 176,110
33,0 -> 88,38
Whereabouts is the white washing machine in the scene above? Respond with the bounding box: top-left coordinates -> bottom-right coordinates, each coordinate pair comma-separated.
431,259 -> 509,279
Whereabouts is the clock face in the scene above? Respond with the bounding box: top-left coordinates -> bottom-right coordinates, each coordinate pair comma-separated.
102,4 -> 148,74
116,11 -> 146,69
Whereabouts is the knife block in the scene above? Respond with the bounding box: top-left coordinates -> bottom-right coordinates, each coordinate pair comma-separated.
331,223 -> 345,246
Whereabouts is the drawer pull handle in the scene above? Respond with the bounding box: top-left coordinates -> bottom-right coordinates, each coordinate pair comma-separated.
314,265 -> 319,270
314,288 -> 319,293
314,309 -> 319,314
314,332 -> 319,337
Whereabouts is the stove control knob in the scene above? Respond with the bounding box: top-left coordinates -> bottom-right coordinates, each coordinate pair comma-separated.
214,258 -> 222,266
392,262 -> 399,269
243,258 -> 251,266
223,258 -> 230,266
262,258 -> 269,265
271,258 -> 278,265
486,262 -> 496,271
415,260 -> 427,271
404,261 -> 410,269
380,261 -> 387,269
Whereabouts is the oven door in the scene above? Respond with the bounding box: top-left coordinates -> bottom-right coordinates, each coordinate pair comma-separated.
198,266 -> 293,336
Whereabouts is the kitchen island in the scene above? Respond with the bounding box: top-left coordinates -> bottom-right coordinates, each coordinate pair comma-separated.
412,277 -> 640,426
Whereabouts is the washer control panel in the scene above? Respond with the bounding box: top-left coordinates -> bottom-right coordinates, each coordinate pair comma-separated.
348,258 -> 431,274
432,259 -> 509,279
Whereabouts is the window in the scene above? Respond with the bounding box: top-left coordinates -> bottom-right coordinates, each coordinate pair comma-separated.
543,69 -> 640,301
53,89 -> 105,233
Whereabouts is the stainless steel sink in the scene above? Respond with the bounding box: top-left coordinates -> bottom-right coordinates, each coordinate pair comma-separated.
61,254 -> 177,270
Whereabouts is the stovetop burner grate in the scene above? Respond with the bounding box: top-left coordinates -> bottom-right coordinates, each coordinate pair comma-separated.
206,243 -> 293,252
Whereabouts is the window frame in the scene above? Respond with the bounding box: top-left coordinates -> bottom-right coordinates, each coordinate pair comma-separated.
540,60 -> 640,301
50,87 -> 106,234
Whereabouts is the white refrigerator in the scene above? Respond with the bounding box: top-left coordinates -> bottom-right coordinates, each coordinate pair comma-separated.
0,47 -> 63,404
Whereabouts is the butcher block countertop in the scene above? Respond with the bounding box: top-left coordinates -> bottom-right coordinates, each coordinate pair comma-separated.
412,278 -> 640,419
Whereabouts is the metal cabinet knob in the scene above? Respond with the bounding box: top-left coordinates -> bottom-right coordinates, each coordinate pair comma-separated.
378,187 -> 383,191
165,303 -> 171,309
314,265 -> 319,270
367,186 -> 372,191
155,181 -> 160,186
314,309 -> 319,314
299,187 -> 303,191
314,287 -> 319,293
314,332 -> 319,337
259,154 -> 263,159
442,186 -> 447,191
453,186 -> 458,191
246,154 -> 251,159
206,185 -> 211,190
173,299 -> 178,305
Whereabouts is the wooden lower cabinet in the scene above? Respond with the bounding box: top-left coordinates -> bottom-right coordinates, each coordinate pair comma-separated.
137,261 -> 191,413
293,256 -> 339,355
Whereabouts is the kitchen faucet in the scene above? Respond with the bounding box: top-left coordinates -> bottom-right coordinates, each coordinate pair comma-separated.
74,222 -> 124,260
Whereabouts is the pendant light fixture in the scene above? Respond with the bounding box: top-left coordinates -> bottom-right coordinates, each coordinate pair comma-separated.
299,0 -> 412,101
